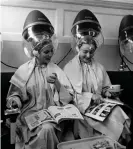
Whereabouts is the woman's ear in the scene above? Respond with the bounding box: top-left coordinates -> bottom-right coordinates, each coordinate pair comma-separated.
33,50 -> 39,57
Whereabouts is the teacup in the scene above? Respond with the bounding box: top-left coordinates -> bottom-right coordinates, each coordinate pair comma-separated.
108,84 -> 121,92
107,84 -> 123,97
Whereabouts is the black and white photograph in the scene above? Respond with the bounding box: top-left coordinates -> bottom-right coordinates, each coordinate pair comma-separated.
1,0 -> 133,149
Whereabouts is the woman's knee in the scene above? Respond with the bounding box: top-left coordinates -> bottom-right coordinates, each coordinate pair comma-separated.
37,123 -> 56,139
41,123 -> 55,132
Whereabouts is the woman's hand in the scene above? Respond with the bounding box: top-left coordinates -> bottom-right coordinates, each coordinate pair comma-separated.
104,91 -> 112,98
104,90 -> 121,100
6,97 -> 21,109
47,73 -> 58,84
47,73 -> 61,91
92,94 -> 104,105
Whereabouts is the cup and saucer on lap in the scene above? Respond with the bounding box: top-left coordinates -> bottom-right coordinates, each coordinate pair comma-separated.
107,85 -> 123,97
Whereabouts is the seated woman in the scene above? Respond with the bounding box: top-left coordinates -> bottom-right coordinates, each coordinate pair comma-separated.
63,9 -> 131,145
6,10 -> 74,149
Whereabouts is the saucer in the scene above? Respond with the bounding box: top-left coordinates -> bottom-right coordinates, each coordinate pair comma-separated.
108,89 -> 123,93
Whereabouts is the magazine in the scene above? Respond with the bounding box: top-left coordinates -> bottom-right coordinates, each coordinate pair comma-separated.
25,104 -> 84,130
85,98 -> 124,122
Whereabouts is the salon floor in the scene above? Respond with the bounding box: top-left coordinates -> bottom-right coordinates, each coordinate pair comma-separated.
1,123 -> 133,149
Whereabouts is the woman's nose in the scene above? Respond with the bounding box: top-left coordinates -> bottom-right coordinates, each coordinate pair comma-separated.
49,50 -> 54,57
86,52 -> 90,58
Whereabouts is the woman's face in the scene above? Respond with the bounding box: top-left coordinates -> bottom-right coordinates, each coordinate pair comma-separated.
28,33 -> 54,65
37,43 -> 54,65
79,43 -> 96,63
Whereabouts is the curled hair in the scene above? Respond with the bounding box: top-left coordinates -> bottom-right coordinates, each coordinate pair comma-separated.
78,38 -> 97,50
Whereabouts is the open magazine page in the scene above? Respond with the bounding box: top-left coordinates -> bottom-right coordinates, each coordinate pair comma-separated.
48,104 -> 84,123
104,98 -> 124,105
85,98 -> 123,122
25,109 -> 56,130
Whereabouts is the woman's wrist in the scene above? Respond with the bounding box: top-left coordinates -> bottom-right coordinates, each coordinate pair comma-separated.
55,79 -> 61,92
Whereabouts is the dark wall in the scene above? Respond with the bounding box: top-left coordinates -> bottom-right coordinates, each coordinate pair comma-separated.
107,71 -> 133,106
1,72 -> 13,122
